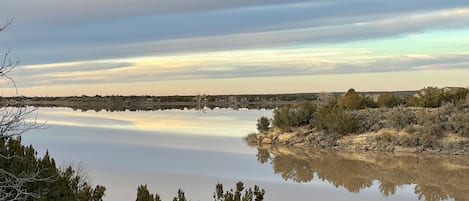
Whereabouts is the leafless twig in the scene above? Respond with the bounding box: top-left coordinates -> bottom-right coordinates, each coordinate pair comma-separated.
0,18 -> 49,201
0,19 -> 13,32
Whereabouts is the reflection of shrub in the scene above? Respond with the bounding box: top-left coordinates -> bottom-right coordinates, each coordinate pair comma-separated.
256,116 -> 270,132
256,148 -> 270,164
315,104 -> 357,136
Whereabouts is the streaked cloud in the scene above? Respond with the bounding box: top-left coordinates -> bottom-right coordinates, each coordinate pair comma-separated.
10,49 -> 469,88
0,0 -> 468,95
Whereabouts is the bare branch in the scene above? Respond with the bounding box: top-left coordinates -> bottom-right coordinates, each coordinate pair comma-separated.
0,168 -> 54,201
0,19 -> 51,200
0,19 -> 13,32
0,107 -> 44,139
0,49 -> 20,95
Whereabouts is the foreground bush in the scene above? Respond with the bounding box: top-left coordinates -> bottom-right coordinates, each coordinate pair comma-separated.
0,137 -> 105,201
136,182 -> 265,201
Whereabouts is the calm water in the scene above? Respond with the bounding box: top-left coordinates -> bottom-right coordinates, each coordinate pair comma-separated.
21,107 -> 468,201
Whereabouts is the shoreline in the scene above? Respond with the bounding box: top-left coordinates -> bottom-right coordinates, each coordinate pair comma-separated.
246,127 -> 469,155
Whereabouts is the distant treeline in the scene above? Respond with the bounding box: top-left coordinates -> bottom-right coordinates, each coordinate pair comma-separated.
0,93 -> 320,111
1,87 -> 466,112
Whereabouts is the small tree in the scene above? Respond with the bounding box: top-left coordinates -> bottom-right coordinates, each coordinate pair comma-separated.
315,103 -> 357,136
415,87 -> 443,108
377,93 -> 400,108
256,117 -> 270,132
338,88 -> 362,110
272,106 -> 293,131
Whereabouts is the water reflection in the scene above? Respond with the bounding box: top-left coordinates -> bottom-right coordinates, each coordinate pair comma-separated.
35,107 -> 272,137
255,144 -> 469,201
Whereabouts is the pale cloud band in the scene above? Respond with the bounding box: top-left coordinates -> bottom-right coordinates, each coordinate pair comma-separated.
0,0 -> 468,95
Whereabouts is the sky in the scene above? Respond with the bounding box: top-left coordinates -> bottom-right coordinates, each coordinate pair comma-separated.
0,0 -> 468,96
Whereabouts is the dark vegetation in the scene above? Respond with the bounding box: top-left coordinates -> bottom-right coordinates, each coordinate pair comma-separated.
0,93 -> 319,111
0,137 -> 105,201
255,87 -> 469,151
135,182 -> 265,201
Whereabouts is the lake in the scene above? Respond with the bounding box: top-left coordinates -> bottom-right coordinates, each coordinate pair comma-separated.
21,107 -> 468,201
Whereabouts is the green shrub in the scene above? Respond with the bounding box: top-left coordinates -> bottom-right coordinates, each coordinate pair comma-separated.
377,93 -> 400,108
349,109 -> 381,133
292,101 -> 317,126
388,108 -> 417,130
256,116 -> 270,132
410,87 -> 467,108
338,88 -> 378,110
410,125 -> 443,148
360,96 -> 379,108
272,101 -> 317,131
338,88 -> 362,110
272,106 -> 294,131
315,104 -> 357,136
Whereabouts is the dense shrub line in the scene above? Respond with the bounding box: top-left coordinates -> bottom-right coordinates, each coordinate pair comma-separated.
136,182 -> 265,201
257,87 -> 469,147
